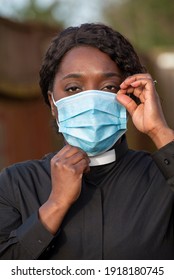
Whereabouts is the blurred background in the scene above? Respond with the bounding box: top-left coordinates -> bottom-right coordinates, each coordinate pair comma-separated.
0,0 -> 174,170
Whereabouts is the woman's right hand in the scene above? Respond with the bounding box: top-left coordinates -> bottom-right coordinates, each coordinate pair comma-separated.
39,145 -> 90,234
49,144 -> 90,207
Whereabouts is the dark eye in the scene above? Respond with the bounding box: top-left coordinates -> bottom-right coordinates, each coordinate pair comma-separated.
102,85 -> 120,93
65,86 -> 81,94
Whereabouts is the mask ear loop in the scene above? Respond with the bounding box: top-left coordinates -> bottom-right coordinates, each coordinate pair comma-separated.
51,94 -> 60,127
51,93 -> 57,106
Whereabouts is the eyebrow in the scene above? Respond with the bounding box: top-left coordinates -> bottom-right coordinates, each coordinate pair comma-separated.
103,72 -> 122,78
62,72 -> 122,80
62,73 -> 82,80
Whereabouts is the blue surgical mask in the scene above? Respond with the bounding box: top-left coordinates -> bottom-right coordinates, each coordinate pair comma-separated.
53,90 -> 127,156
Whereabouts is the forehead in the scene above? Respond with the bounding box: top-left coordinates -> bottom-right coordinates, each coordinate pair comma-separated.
57,46 -> 120,74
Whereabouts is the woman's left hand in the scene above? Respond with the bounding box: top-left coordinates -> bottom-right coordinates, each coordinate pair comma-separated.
116,73 -> 174,148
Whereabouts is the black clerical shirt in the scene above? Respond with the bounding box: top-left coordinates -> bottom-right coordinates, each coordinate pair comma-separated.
0,139 -> 174,260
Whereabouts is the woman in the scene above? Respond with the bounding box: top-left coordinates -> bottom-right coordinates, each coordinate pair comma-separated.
0,23 -> 174,259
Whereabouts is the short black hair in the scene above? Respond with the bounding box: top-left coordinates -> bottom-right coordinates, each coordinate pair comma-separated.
39,23 -> 146,106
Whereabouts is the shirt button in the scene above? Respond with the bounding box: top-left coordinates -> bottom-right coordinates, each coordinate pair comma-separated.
164,159 -> 170,165
38,239 -> 42,244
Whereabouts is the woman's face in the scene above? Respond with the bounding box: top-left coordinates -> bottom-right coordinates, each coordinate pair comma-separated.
48,45 -> 122,118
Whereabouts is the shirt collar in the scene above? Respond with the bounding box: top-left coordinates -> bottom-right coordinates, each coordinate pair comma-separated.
89,149 -> 116,166
89,135 -> 128,166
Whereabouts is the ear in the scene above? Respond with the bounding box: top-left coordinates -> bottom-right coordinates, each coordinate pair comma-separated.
47,91 -> 57,118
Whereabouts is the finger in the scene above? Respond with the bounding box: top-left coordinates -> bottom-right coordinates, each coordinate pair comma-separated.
130,78 -> 154,91
129,83 -> 146,103
63,150 -> 90,166
118,77 -> 155,104
54,144 -> 89,161
52,146 -> 90,173
74,158 -> 90,174
54,144 -> 72,158
63,145 -> 88,159
130,78 -> 156,102
116,93 -> 138,117
120,74 -> 152,89
55,155 -> 90,176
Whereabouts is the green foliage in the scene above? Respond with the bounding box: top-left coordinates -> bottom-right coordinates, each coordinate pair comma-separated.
103,0 -> 174,51
12,0 -> 63,27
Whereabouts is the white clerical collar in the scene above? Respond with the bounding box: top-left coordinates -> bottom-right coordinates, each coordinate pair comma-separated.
89,149 -> 116,166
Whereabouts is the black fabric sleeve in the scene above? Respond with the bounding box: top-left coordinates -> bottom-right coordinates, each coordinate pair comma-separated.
152,141 -> 174,189
0,161 -> 57,259
0,211 -> 54,260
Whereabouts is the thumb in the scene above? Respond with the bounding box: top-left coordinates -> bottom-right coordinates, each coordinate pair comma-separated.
116,93 -> 137,117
